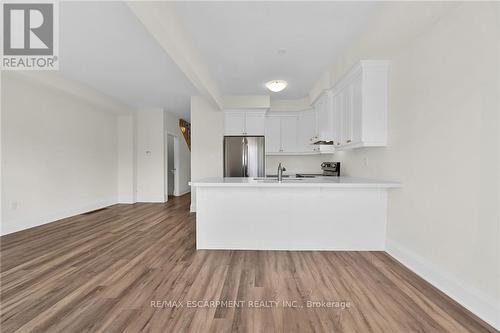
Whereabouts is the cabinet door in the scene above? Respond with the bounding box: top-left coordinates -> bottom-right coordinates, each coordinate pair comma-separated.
265,116 -> 281,153
341,86 -> 353,145
316,93 -> 333,141
245,112 -> 265,135
332,92 -> 342,146
298,111 -> 316,152
280,116 -> 298,153
316,96 -> 327,137
351,74 -> 363,144
224,112 -> 245,135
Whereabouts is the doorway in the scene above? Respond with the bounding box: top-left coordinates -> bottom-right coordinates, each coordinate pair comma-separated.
165,133 -> 179,200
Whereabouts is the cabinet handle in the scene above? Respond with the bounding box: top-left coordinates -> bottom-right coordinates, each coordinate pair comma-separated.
346,139 -> 352,143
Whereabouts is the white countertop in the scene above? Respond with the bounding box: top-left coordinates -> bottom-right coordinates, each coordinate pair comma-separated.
190,177 -> 401,188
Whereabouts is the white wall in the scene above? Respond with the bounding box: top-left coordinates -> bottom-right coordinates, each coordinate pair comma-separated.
310,2 -> 499,328
222,95 -> 270,109
1,73 -> 191,234
118,110 -> 190,203
0,72 -> 3,231
265,155 -> 333,176
1,73 -> 119,235
135,109 -> 165,202
190,96 -> 223,211
164,111 -> 191,196
117,115 -> 136,203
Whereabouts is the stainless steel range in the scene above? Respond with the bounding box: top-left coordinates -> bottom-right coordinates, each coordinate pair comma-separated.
295,162 -> 341,178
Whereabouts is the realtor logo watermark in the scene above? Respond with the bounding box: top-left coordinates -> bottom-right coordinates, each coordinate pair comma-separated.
1,1 -> 58,70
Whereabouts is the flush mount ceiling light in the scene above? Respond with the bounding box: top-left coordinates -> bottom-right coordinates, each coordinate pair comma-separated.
265,80 -> 288,93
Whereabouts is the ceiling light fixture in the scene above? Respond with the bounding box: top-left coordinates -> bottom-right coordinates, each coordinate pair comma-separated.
265,80 -> 288,93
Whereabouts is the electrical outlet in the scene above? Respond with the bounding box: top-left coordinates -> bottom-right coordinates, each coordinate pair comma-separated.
10,201 -> 18,210
364,157 -> 369,167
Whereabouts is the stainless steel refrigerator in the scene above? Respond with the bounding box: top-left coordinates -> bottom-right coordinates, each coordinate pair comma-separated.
224,136 -> 265,177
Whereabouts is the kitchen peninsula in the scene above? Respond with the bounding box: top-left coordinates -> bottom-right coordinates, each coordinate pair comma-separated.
190,177 -> 400,251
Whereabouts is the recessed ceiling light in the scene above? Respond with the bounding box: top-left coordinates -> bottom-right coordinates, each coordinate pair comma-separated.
265,80 -> 288,93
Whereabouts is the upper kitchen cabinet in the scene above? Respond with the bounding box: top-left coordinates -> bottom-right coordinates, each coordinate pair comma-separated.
280,116 -> 298,153
297,110 -> 317,153
224,110 -> 266,136
312,91 -> 334,143
265,111 -> 325,155
265,114 -> 298,154
332,60 -> 389,149
264,115 -> 281,153
224,111 -> 245,135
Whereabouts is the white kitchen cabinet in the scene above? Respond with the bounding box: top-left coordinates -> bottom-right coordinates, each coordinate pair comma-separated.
297,110 -> 316,153
262,61 -> 387,154
340,84 -> 353,146
266,111 -> 332,155
313,91 -> 333,142
332,92 -> 342,146
265,114 -> 300,154
224,111 -> 245,135
333,71 -> 359,147
265,116 -> 281,153
331,60 -> 389,149
245,112 -> 266,135
280,116 -> 297,153
351,72 -> 363,144
316,145 -> 335,154
224,110 -> 266,136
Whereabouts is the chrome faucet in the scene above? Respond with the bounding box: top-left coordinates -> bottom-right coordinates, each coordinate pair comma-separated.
277,162 -> 286,182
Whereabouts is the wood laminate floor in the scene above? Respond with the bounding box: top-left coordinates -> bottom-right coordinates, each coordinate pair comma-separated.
0,194 -> 496,333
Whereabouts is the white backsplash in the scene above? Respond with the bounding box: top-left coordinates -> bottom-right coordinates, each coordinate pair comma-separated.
265,154 -> 336,175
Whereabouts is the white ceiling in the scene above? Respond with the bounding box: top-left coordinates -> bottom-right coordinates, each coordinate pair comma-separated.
58,2 -> 380,117
59,2 -> 197,120
175,2 -> 379,99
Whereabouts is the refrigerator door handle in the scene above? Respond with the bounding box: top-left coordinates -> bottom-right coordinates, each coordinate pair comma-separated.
243,138 -> 248,177
241,139 -> 246,176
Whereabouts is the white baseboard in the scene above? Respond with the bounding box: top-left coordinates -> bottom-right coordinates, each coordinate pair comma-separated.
175,188 -> 191,197
117,195 -> 136,204
0,197 -> 117,236
386,239 -> 500,330
117,200 -> 136,204
135,197 -> 165,203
